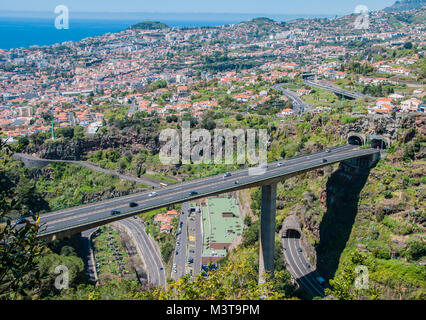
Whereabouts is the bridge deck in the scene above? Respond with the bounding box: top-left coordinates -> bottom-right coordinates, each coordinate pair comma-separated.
34,146 -> 380,240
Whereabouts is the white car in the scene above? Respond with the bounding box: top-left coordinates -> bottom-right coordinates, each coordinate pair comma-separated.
148,192 -> 157,197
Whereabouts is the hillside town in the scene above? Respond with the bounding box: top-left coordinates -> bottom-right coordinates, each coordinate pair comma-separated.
0,8 -> 425,141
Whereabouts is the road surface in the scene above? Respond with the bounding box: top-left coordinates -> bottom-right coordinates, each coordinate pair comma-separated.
282,232 -> 325,298
117,217 -> 166,288
34,145 -> 379,238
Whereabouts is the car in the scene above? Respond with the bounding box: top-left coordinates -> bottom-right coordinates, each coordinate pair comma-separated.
110,210 -> 121,215
129,202 -> 138,207
316,276 -> 326,285
181,211 -> 184,215
160,267 -> 164,271
297,248 -> 302,253
306,263 -> 311,269
188,190 -> 198,196
189,249 -> 195,253
148,192 -> 157,197
325,149 -> 331,153
223,172 -> 232,178
277,162 -> 284,167
188,258 -> 194,263
176,251 -> 179,255
234,180 -> 239,184
133,216 -> 138,219
15,217 -> 27,225
322,158 -> 328,163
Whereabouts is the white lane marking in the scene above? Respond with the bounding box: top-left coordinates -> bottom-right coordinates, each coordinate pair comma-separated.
285,237 -> 315,296
288,237 -> 324,297
41,146 -> 358,220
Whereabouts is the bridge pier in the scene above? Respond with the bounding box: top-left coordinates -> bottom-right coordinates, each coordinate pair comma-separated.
259,182 -> 277,283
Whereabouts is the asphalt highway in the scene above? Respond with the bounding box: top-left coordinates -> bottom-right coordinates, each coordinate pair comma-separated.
282,235 -> 325,298
118,217 -> 166,288
35,145 -> 379,238
303,78 -> 365,99
272,83 -> 311,113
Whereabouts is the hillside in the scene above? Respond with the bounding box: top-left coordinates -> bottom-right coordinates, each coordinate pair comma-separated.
384,0 -> 426,12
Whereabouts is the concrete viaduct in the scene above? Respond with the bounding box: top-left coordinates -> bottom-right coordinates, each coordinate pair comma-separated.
13,137 -> 387,283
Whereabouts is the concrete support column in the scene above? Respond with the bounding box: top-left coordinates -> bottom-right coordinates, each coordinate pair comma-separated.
259,183 -> 277,284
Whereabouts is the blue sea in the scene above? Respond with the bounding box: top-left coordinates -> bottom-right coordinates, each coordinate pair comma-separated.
0,12 -> 337,49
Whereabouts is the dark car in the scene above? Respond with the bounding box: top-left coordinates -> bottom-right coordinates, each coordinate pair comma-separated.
110,210 -> 121,215
15,217 -> 27,225
322,158 -> 328,163
129,202 -> 138,207
297,248 -> 303,253
188,190 -> 198,196
223,172 -> 232,178
326,149 -> 331,153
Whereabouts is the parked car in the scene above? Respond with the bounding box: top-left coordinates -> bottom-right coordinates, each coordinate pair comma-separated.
129,202 -> 138,207
110,210 -> 121,215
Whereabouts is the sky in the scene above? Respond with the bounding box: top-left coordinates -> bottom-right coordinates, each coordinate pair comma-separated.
1,0 -> 396,15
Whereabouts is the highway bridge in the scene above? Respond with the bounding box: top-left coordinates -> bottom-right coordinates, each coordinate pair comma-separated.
28,143 -> 381,281
302,73 -> 366,100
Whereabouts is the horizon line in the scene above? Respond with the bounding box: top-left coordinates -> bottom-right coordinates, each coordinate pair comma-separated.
0,9 -> 343,16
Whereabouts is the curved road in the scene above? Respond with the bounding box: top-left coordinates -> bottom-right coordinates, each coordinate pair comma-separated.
117,217 -> 166,289
282,232 -> 325,298
13,153 -> 162,188
273,83 -> 311,114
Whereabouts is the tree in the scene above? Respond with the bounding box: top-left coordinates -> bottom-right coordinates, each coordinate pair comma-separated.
324,250 -> 380,300
0,135 -> 42,299
403,42 -> 413,50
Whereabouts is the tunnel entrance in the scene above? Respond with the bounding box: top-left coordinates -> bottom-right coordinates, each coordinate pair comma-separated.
348,135 -> 363,146
283,229 -> 301,239
370,138 -> 388,150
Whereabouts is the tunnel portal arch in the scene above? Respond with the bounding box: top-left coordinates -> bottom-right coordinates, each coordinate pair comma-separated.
369,135 -> 389,150
281,215 -> 302,239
